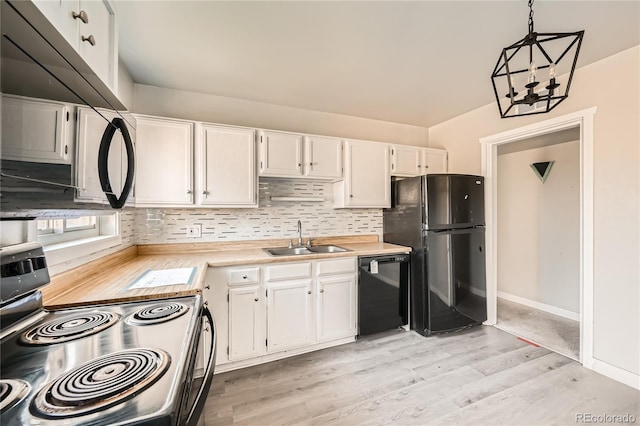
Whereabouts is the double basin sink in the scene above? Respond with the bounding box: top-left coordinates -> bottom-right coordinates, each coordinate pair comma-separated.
264,245 -> 351,256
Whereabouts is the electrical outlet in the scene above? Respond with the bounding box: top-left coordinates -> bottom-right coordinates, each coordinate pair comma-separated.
186,224 -> 202,238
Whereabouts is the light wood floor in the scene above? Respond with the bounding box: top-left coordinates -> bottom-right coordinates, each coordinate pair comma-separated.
204,326 -> 639,425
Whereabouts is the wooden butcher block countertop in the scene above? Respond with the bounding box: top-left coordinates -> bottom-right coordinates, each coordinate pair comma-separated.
41,235 -> 410,310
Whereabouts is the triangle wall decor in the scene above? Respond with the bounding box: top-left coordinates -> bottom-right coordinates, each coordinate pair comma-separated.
530,161 -> 554,183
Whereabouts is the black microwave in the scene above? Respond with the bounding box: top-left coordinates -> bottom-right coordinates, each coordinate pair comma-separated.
1,0 -> 135,219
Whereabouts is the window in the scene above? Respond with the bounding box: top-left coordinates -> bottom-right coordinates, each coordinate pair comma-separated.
37,216 -> 99,244
34,213 -> 122,267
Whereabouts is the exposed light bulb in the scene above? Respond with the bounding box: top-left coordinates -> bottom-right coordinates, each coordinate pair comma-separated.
528,61 -> 537,84
549,62 -> 557,79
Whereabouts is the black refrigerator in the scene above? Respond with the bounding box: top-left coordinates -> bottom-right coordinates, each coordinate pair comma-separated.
383,174 -> 487,336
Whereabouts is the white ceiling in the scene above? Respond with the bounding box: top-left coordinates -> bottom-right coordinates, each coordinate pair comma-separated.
115,1 -> 640,128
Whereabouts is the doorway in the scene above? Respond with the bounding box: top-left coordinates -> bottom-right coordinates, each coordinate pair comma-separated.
479,107 -> 596,368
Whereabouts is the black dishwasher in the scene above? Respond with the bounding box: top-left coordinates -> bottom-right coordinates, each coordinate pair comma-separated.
358,254 -> 410,336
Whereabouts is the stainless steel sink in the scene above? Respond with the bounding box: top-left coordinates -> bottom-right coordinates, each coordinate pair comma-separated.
307,245 -> 350,253
264,245 -> 351,256
265,247 -> 312,256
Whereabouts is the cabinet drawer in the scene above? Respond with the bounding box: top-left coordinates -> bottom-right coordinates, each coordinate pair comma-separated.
316,258 -> 356,276
228,267 -> 260,285
265,262 -> 312,282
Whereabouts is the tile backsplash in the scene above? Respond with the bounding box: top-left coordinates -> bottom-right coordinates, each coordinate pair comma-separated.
135,178 -> 383,244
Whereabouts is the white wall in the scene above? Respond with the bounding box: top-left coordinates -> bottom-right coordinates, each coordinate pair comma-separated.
429,46 -> 640,376
132,84 -> 429,146
498,141 -> 580,314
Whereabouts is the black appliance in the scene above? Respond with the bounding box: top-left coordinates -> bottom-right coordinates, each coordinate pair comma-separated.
1,0 -> 135,216
383,174 -> 487,335
358,254 -> 410,336
0,243 -> 216,425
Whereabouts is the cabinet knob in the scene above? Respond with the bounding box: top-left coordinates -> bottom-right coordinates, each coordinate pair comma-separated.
81,34 -> 96,46
205,285 -> 210,290
425,165 -> 429,168
418,165 -> 422,168
187,189 -> 193,194
349,194 -> 354,198
202,191 -> 209,195
319,289 -> 324,293
307,290 -> 312,295
72,10 -> 88,24
298,163 -> 302,167
242,275 -> 248,279
309,162 -> 313,166
254,298 -> 259,302
204,301 -> 209,306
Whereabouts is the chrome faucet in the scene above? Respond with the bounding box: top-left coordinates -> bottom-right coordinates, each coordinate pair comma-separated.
297,220 -> 303,247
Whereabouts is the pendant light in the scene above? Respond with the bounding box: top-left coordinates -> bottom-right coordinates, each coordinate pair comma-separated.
491,0 -> 584,118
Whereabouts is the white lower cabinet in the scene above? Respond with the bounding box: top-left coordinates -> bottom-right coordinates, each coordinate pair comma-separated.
267,280 -> 314,352
228,285 -> 265,361
316,274 -> 357,342
205,257 -> 357,370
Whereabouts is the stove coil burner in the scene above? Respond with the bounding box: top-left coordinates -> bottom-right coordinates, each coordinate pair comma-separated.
127,301 -> 188,325
21,311 -> 120,345
0,379 -> 30,413
33,348 -> 170,418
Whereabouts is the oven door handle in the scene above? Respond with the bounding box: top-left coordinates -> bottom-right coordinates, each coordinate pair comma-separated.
98,117 -> 135,209
186,305 -> 216,426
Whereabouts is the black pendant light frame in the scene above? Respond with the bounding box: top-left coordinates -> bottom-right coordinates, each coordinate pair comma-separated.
491,0 -> 584,118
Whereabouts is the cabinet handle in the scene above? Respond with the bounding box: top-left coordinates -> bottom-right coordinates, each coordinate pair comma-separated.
72,10 -> 88,24
81,35 -> 96,46
254,298 -> 259,302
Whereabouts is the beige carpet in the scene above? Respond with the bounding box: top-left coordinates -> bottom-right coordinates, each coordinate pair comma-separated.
496,298 -> 580,361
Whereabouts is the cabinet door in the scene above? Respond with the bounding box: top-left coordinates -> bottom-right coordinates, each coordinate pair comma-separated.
77,0 -> 115,88
229,286 -> 265,361
316,274 -> 357,342
421,148 -> 448,174
135,116 -> 194,206
391,145 -> 421,177
258,131 -> 302,177
32,0 -> 79,47
267,280 -> 313,352
303,136 -> 342,179
344,140 -> 390,207
1,96 -> 71,164
76,107 -> 118,202
199,125 -> 256,207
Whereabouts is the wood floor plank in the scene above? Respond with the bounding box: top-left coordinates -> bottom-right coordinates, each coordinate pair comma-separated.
204,326 -> 640,425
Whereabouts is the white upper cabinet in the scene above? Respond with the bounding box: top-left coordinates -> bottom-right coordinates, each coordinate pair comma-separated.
421,148 -> 448,174
135,115 -> 194,206
334,140 -> 390,208
303,136 -> 343,179
390,145 -> 422,177
75,107 -> 135,205
198,124 -> 257,207
1,95 -> 72,164
258,130 -> 303,177
32,0 -> 117,91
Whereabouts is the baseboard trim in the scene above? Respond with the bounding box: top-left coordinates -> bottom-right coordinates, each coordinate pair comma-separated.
498,291 -> 580,321
592,359 -> 640,390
